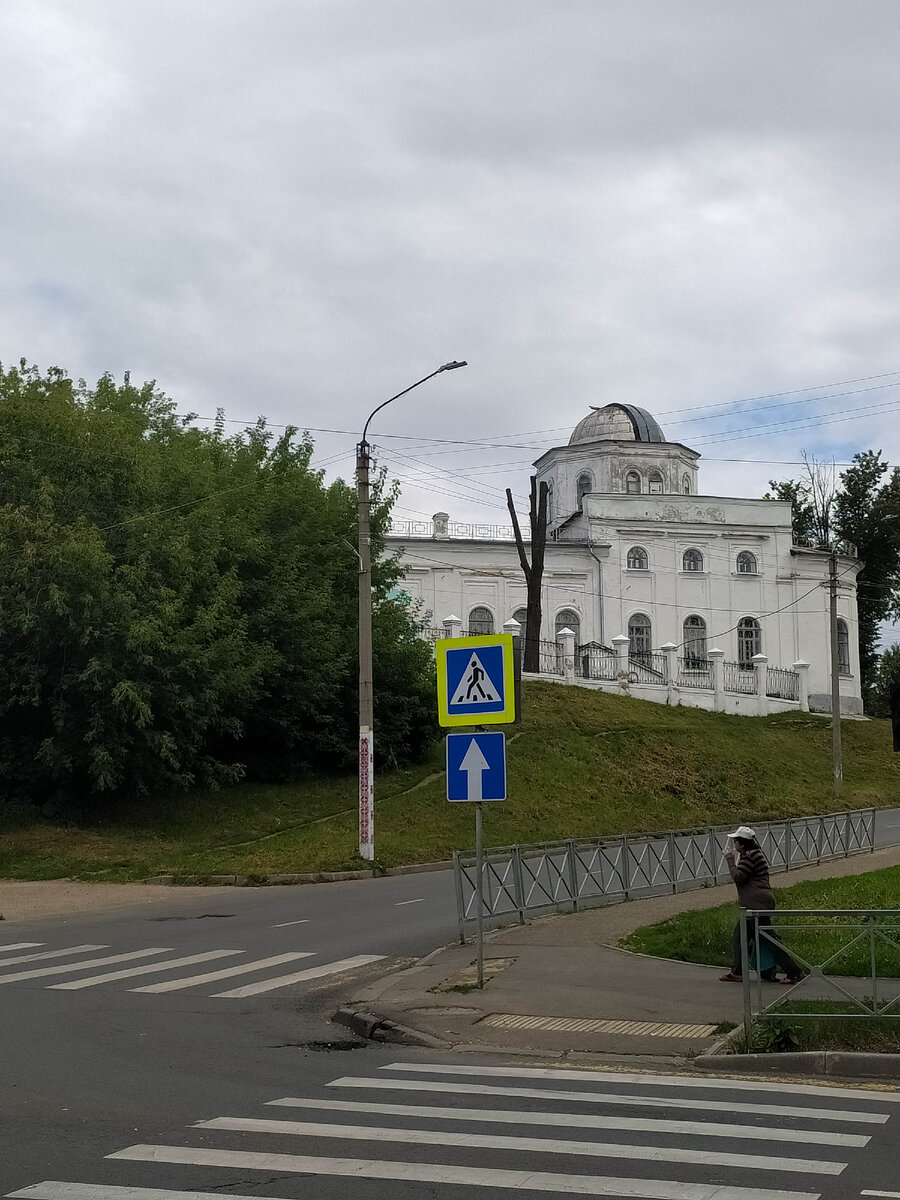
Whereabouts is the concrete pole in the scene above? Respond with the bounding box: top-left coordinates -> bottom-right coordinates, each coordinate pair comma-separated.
357,440 -> 374,861
829,550 -> 843,800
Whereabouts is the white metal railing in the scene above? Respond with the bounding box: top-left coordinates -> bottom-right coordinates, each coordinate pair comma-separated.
766,665 -> 800,701
677,656 -> 713,689
453,809 -> 876,939
389,519 -> 524,541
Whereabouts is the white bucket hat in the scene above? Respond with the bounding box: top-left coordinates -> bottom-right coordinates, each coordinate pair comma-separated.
726,825 -> 757,840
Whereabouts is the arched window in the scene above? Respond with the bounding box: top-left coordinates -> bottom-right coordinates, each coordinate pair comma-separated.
512,607 -> 528,632
576,473 -> 592,509
737,616 -> 761,666
837,618 -> 851,675
555,608 -> 581,645
628,612 -> 652,660
468,606 -> 494,636
546,481 -> 554,523
736,550 -> 758,574
683,615 -> 707,665
626,546 -> 649,570
648,471 -> 663,495
682,548 -> 703,573
682,473 -> 691,495
625,470 -> 641,494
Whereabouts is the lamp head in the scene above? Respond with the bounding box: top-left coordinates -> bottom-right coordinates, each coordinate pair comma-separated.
438,360 -> 468,372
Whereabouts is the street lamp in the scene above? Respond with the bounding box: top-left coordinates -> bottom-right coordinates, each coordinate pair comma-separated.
357,361 -> 467,861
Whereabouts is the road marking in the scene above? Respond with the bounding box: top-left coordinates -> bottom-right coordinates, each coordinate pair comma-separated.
0,945 -> 106,968
272,920 -> 309,928
106,1145 -> 822,1198
265,1095 -> 870,1146
328,1075 -> 889,1123
132,952 -> 315,993
6,1187 -> 300,1200
861,1193 -> 900,1198
196,1115 -> 845,1174
212,954 -> 384,997
48,950 -> 243,990
382,1061 -> 900,1103
395,898 -> 424,905
0,943 -> 44,953
0,949 -> 173,985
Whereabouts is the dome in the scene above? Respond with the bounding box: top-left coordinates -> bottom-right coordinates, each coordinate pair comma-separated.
568,403 -> 666,446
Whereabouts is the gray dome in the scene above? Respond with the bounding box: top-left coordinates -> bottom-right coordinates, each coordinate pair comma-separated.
569,403 -> 666,445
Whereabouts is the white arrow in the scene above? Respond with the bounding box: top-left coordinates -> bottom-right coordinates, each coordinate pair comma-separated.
460,738 -> 490,802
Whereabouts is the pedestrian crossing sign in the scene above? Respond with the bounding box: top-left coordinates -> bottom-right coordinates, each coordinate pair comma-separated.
436,633 -> 516,727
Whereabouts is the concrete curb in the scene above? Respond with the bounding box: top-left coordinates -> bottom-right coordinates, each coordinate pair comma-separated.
332,1005 -> 450,1049
694,1050 -> 900,1079
143,860 -> 452,887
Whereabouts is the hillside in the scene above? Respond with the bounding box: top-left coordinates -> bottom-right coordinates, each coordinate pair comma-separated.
1,681 -> 898,882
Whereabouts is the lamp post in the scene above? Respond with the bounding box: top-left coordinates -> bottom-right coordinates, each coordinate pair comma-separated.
357,361 -> 467,860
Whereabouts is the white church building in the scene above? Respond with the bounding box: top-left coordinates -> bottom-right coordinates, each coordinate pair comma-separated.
387,403 -> 863,716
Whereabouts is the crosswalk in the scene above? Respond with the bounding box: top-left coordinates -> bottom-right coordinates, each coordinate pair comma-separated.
6,1059 -> 900,1198
0,939 -> 384,999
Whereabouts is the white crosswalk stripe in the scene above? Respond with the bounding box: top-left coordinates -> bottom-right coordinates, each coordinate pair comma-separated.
48,950 -> 244,990
0,948 -> 173,985
0,945 -> 107,968
211,954 -> 385,997
0,943 -> 45,953
131,951 -> 315,992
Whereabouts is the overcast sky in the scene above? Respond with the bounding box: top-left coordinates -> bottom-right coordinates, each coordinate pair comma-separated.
2,0 -> 898,634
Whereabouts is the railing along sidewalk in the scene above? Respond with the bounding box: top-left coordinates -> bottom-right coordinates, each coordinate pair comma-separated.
740,908 -> 900,1042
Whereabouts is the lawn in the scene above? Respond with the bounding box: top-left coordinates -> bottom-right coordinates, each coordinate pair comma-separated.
1,681 -> 898,882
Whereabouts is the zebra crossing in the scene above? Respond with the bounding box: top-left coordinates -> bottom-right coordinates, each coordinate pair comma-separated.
0,939 -> 384,999
7,1059 -> 900,1198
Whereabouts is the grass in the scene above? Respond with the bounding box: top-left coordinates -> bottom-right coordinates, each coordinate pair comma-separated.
735,1002 -> 900,1054
1,681 -> 898,882
622,866 -> 900,976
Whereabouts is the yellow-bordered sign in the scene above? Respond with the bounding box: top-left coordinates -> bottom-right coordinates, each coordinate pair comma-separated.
436,633 -> 516,727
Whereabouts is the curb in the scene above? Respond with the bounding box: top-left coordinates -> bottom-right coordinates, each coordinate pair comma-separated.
694,1049 -> 900,1079
332,1005 -> 450,1049
143,860 -> 452,887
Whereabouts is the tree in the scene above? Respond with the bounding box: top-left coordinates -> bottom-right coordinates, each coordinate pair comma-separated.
867,643 -> 900,719
506,478 -> 549,673
0,361 -> 436,812
764,453 -> 837,548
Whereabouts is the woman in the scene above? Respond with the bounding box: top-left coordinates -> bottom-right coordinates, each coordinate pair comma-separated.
719,824 -> 804,984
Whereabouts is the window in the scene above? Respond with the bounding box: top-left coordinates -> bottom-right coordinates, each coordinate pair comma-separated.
682,548 -> 703,572
626,546 -> 649,570
837,619 -> 851,675
468,606 -> 494,636
683,615 -> 707,665
555,608 -> 581,645
736,550 -> 758,574
546,481 -> 554,523
628,612 -> 652,659
648,471 -> 663,495
682,473 -> 691,495
576,473 -> 592,509
625,470 -> 641,494
512,607 -> 528,632
737,616 -> 761,666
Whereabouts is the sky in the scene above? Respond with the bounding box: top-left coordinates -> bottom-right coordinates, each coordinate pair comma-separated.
2,0 -> 898,636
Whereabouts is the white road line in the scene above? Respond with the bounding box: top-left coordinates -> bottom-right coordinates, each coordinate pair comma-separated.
395,898 -> 424,905
212,954 -> 384,997
196,1115 -> 845,1174
106,1145 -> 822,1199
265,1096 -> 871,1146
327,1075 -> 889,1124
0,943 -> 44,953
48,950 -> 244,990
0,949 -> 173,985
861,1192 -> 900,1197
132,952 -> 315,993
6,1187 -> 296,1200
272,920 -> 309,928
0,945 -> 106,968
382,1061 -> 900,1103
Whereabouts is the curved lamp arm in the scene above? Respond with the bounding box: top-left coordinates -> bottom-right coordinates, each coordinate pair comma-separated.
360,361 -> 467,446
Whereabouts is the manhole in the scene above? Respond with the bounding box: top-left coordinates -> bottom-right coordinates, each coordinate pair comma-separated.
479,1013 -> 718,1038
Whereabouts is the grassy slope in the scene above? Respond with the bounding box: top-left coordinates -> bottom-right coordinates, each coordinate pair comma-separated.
1,681 -> 898,882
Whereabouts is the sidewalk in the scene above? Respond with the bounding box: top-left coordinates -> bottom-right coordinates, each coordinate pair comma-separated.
342,843 -> 900,1061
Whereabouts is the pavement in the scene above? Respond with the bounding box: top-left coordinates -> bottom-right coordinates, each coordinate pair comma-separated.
340,842 -> 900,1064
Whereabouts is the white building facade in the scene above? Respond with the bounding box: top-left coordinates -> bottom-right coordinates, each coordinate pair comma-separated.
387,403 -> 863,715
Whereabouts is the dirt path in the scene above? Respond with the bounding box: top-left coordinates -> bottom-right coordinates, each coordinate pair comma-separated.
0,879 -> 232,923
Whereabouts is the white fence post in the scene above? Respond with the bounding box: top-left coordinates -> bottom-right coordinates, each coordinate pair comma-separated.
752,652 -> 768,716
443,614 -> 463,640
612,634 -> 630,690
708,647 -> 725,712
793,659 -> 810,712
660,641 -> 678,702
558,627 -> 576,684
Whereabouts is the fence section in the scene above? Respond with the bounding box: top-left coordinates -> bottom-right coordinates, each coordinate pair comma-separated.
766,665 -> 800,700
537,640 -> 564,675
453,809 -> 876,938
723,661 -> 756,694
676,657 -> 713,689
627,653 -> 668,684
577,644 -> 618,681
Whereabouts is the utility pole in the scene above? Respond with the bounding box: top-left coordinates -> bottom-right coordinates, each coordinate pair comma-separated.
829,548 -> 843,801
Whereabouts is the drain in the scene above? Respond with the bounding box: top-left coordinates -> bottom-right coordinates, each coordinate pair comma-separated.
280,1039 -> 367,1051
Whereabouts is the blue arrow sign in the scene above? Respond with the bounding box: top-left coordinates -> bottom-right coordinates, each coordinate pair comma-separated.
446,731 -> 506,802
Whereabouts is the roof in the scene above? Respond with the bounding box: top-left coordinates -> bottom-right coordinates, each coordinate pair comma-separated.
568,403 -> 666,446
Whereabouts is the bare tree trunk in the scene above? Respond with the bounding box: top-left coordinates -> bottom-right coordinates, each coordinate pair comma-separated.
507,478 -> 549,673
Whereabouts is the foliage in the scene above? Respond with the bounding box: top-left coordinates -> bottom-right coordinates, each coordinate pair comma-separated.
867,643 -> 900,720
0,360 -> 436,813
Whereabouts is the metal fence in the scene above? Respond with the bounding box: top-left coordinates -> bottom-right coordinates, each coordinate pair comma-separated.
627,653 -> 668,684
577,644 -> 618,681
723,660 -> 757,694
766,665 -> 800,701
741,909 -> 900,1040
676,656 -> 713,689
537,639 -> 564,675
453,809 -> 876,939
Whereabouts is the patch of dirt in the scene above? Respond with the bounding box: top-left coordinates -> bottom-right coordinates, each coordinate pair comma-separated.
0,880 -> 232,923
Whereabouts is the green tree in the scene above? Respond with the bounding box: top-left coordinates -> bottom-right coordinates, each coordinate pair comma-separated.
867,642 -> 900,719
